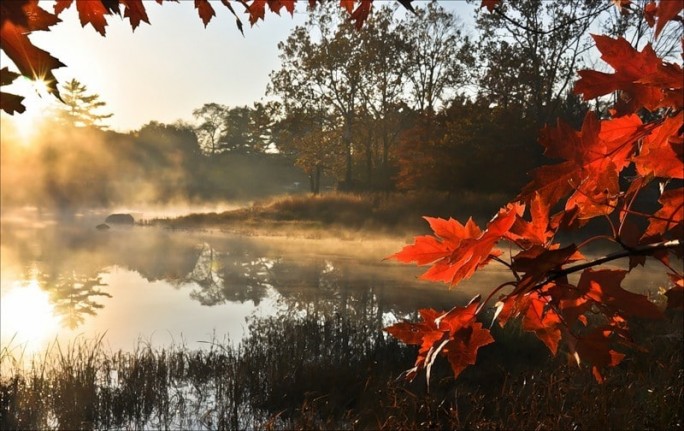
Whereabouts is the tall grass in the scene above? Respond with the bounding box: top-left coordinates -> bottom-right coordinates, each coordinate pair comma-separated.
1,312 -> 682,430
149,190 -> 510,236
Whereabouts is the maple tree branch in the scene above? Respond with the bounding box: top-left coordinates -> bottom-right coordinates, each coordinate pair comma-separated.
549,239 -> 681,281
491,4 -> 612,36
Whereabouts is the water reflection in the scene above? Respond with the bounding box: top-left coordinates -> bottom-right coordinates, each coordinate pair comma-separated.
1,210 -> 671,353
1,213 -> 464,352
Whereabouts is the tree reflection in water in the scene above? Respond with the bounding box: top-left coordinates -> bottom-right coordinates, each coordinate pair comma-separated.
185,242 -> 277,306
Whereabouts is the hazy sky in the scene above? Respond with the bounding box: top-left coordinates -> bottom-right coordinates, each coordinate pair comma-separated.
2,1 -> 476,133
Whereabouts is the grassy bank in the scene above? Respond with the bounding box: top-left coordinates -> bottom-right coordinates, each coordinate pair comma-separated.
144,191 -> 511,238
2,312 -> 682,430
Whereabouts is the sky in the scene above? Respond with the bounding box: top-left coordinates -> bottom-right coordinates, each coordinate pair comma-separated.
1,1 -> 477,133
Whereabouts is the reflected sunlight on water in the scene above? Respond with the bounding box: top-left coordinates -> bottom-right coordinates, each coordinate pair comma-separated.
1,279 -> 61,353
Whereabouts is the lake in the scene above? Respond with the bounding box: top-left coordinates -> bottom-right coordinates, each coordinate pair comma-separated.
1,206 -> 679,430
1,206 -> 670,358
0,207 -> 480,357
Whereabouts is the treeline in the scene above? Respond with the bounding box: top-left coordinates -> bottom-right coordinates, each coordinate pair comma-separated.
3,1 -> 676,207
0,119 -> 307,210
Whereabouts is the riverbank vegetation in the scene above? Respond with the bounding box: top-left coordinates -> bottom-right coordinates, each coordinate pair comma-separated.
2,310 -> 681,431
144,191 -> 510,237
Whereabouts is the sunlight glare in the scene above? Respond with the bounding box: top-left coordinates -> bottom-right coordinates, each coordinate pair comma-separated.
3,77 -> 58,144
0,280 -> 61,353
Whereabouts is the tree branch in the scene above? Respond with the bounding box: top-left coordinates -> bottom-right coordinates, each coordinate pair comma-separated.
551,239 -> 681,280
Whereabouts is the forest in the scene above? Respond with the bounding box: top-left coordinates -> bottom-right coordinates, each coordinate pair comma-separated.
7,1 -> 676,206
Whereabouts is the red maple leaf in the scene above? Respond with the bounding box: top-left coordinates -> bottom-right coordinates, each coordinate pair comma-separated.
635,112 -> 684,180
507,193 -> 553,247
520,112 -> 646,218
480,0 -> 501,12
576,269 -> 663,319
194,0 -> 216,27
653,0 -> 683,39
390,204 -> 519,286
574,327 -> 626,383
385,302 -> 493,380
574,35 -> 683,114
643,187 -> 684,240
122,0 -> 151,30
349,0 -> 373,30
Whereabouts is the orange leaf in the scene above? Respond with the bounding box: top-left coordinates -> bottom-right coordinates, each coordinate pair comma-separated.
643,187 -> 684,240
391,206 -> 517,286
0,20 -> 65,96
520,112 -> 645,218
634,112 -> 684,179
665,273 -> 684,310
385,302 -> 492,381
574,35 -> 682,113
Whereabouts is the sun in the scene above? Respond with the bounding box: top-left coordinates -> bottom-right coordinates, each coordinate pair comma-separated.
1,280 -> 62,353
2,76 -> 59,144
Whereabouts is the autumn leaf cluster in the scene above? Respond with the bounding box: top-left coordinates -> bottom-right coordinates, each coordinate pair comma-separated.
387,0 -> 683,384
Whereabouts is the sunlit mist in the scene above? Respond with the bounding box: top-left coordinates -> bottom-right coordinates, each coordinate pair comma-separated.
4,77 -> 58,144
1,280 -> 61,353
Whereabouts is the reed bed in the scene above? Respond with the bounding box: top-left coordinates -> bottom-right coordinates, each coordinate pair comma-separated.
1,312 -> 682,430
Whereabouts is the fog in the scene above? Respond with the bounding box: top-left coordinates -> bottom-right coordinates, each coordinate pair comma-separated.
0,116 -> 308,216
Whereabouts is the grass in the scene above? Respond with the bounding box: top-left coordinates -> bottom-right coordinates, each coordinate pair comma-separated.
144,191 -> 511,238
1,311 -> 682,430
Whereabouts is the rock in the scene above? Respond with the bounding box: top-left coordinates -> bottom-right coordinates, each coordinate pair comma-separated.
105,213 -> 135,225
96,223 -> 110,230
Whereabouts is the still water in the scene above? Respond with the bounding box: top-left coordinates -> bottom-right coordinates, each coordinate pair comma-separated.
0,207 -> 670,356
0,208 -> 463,356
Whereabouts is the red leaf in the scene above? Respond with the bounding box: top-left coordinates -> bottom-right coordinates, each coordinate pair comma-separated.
349,0 -> 372,30
121,0 -> 150,30
578,269 -> 663,319
643,187 -> 684,240
522,294 -> 562,355
520,112 -> 645,218
445,322 -> 494,378
634,112 -> 684,179
247,0 -> 267,25
54,0 -> 73,16
195,0 -> 215,27
391,205 -> 518,286
74,0 -> 110,36
654,0 -> 683,39
574,35 -> 683,113
480,0 -> 501,12
575,328 -> 625,383
0,19 -> 65,96
507,193 -> 552,247
340,0 -> 355,14
385,302 -> 493,381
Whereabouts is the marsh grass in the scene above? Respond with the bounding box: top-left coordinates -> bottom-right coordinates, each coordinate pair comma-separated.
1,312 -> 682,430
145,191 -> 509,236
